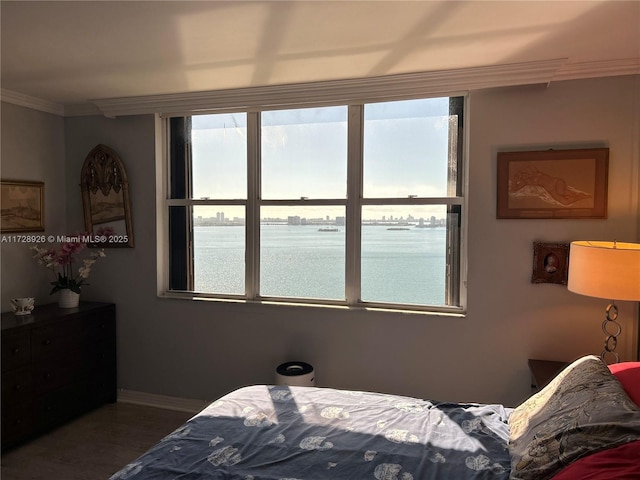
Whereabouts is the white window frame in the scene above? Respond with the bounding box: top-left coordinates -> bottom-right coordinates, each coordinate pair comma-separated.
156,79 -> 469,316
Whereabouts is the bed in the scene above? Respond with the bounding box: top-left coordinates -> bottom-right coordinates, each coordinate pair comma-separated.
110,356 -> 640,480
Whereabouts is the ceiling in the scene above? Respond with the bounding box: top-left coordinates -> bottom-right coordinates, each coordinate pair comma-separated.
1,0 -> 639,114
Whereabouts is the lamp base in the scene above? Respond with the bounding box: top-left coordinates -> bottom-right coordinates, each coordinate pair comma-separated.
601,303 -> 621,363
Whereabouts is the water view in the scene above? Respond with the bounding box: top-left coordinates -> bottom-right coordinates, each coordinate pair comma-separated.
194,224 -> 446,305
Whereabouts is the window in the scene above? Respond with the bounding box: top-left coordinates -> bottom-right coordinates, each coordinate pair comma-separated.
164,95 -> 465,313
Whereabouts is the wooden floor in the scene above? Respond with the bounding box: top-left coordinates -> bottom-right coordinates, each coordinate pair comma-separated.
1,402 -> 194,480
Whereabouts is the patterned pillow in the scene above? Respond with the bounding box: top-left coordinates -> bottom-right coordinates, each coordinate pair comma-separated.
508,355 -> 640,480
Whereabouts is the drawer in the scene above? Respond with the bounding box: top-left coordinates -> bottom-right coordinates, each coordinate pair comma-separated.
84,309 -> 115,343
1,366 -> 33,406
82,338 -> 116,371
1,402 -> 34,450
33,353 -> 84,395
34,385 -> 84,432
32,340 -> 114,396
85,368 -> 117,406
31,319 -> 83,361
1,330 -> 30,371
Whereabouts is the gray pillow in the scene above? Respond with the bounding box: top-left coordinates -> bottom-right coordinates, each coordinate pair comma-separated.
508,355 -> 640,480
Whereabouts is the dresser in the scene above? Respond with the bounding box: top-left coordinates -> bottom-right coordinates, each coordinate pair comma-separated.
1,302 -> 116,451
528,359 -> 569,393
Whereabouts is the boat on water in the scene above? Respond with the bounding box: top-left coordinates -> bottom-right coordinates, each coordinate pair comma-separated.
318,227 -> 339,232
387,227 -> 410,231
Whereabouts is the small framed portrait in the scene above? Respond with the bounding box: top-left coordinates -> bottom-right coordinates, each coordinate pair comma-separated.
532,241 -> 570,284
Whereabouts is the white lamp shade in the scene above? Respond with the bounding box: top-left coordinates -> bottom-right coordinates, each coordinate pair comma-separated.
568,241 -> 640,301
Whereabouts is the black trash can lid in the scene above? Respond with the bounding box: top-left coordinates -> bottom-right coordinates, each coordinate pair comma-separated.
276,361 -> 313,376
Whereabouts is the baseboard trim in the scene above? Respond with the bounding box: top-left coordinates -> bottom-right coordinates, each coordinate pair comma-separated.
117,389 -> 210,413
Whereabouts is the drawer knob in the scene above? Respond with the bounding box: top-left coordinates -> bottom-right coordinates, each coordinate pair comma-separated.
12,347 -> 20,355
43,339 -> 52,346
14,383 -> 21,391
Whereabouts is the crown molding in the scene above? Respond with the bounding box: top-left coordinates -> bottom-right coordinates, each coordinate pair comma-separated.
63,102 -> 103,117
1,89 -> 65,116
91,58 -> 569,117
554,58 -> 640,82
2,57 -> 638,118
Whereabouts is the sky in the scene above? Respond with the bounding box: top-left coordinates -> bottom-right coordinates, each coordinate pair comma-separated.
190,97 -> 455,220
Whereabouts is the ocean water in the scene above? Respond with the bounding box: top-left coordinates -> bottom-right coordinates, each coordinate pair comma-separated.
194,225 -> 446,305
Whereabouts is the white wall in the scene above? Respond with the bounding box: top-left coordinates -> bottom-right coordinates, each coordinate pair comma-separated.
3,75 -> 638,409
0,102 -> 66,307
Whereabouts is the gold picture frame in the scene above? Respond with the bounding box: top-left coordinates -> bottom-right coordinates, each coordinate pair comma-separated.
532,241 -> 570,285
0,180 -> 45,232
497,148 -> 609,219
80,144 -> 135,248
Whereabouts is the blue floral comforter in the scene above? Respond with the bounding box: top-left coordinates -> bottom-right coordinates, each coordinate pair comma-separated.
110,385 -> 512,480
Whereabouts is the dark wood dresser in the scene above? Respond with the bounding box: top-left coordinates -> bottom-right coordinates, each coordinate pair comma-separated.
528,359 -> 569,393
1,302 -> 116,451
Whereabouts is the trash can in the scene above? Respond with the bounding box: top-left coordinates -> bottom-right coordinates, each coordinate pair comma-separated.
275,361 -> 315,386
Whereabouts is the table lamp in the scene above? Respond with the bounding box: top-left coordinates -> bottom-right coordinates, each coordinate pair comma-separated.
567,241 -> 640,363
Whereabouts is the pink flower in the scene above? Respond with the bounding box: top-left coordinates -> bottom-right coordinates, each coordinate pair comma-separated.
55,253 -> 72,265
31,235 -> 107,295
60,241 -> 85,255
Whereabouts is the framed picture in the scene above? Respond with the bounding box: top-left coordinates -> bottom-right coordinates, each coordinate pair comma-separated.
1,180 -> 45,232
497,148 -> 609,219
532,241 -> 570,285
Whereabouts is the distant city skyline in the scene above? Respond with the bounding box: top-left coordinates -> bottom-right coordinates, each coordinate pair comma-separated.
194,212 -> 446,228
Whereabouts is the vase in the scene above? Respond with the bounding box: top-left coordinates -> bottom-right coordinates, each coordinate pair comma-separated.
58,289 -> 80,308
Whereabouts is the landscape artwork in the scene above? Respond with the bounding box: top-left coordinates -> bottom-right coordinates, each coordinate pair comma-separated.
89,189 -> 126,224
497,148 -> 608,219
0,180 -> 44,232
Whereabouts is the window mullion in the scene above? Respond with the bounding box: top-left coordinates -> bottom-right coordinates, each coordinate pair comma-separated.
246,111 -> 260,300
361,197 -> 463,206
346,105 -> 363,305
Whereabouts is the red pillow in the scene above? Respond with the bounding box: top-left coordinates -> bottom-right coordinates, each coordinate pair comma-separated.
609,362 -> 640,407
551,440 -> 640,480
